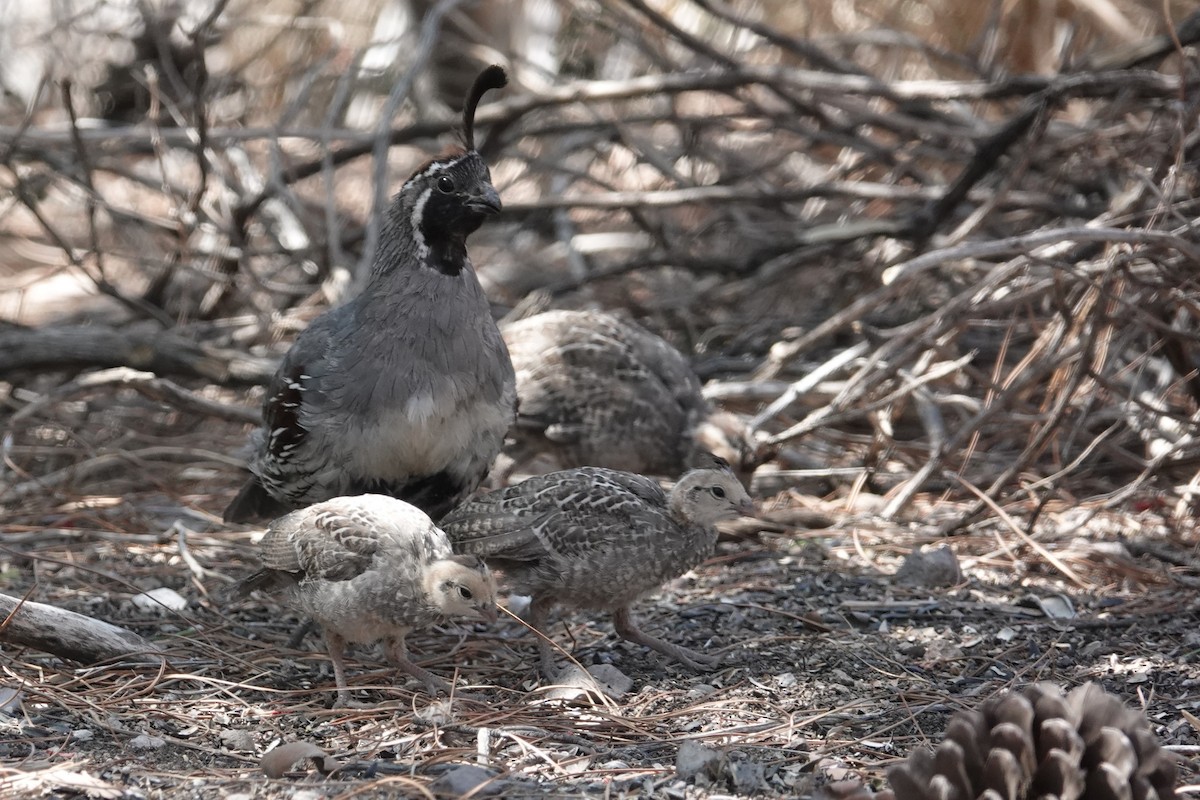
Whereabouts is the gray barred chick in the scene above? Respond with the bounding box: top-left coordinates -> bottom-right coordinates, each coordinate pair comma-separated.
440,465 -> 753,678
500,309 -> 766,480
239,494 -> 498,707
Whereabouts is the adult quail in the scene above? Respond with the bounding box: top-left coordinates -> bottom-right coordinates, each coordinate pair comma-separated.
440,463 -> 754,677
238,494 -> 498,706
499,309 -> 765,480
224,65 -> 516,523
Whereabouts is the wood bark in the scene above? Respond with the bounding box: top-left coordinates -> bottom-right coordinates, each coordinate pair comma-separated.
0,592 -> 163,664
0,325 -> 276,385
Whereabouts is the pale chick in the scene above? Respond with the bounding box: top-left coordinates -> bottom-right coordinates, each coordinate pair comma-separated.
239,494 -> 498,707
440,465 -> 753,677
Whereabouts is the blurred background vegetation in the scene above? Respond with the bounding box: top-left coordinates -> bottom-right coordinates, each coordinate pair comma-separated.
0,0 -> 1197,535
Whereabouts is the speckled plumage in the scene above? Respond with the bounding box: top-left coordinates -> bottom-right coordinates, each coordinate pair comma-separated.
440,465 -> 753,676
224,66 -> 515,523
500,309 -> 763,478
239,494 -> 498,705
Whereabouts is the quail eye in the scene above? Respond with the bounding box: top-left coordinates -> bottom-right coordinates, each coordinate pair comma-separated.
437,175 -> 455,193
457,585 -> 473,600
711,486 -> 727,498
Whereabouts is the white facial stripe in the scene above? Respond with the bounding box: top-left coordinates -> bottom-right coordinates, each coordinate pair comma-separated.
411,186 -> 433,259
400,154 -> 468,189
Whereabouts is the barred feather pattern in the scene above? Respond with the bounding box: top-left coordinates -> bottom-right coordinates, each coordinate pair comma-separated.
440,464 -> 753,674
238,494 -> 492,644
501,310 -> 764,477
441,465 -> 752,611
885,683 -> 1178,800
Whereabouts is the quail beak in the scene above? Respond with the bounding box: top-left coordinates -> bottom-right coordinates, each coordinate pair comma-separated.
467,185 -> 502,216
738,498 -> 757,518
477,603 -> 499,623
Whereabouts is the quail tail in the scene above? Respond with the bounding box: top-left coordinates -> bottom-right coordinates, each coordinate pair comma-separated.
223,477 -> 291,523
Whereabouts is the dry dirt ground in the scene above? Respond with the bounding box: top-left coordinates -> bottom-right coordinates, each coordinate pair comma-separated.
2,476 -> 1198,799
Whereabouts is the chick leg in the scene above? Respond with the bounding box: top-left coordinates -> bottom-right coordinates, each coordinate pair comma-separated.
383,635 -> 452,696
286,618 -> 316,648
612,606 -> 721,672
526,596 -> 560,679
322,630 -> 356,708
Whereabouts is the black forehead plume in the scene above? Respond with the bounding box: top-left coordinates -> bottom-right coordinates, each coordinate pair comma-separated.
462,65 -> 507,151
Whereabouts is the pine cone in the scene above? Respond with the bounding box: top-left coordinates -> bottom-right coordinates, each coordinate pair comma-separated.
887,683 -> 1177,800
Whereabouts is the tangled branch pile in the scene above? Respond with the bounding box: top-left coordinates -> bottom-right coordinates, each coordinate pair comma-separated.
1,0 -> 1198,539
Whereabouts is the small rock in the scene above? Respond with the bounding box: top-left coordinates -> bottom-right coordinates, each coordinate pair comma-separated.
220,729 -> 256,752
414,700 -> 457,726
504,594 -> 532,616
895,545 -> 961,587
728,756 -> 766,793
223,795 -> 253,800
676,740 -> 723,781
0,688 -> 22,714
430,765 -> 502,797
775,672 -> 797,688
71,729 -> 94,742
924,637 -> 963,662
130,734 -> 166,750
685,684 -> 716,701
291,791 -> 323,800
544,663 -> 633,701
1030,593 -> 1075,620
131,587 -> 188,613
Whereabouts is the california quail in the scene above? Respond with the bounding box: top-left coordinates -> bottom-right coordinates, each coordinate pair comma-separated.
499,309 -> 765,480
238,494 -> 498,706
440,464 -> 754,677
886,682 -> 1178,800
224,65 -> 516,523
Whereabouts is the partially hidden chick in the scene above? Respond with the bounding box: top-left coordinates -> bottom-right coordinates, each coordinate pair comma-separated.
440,465 -> 753,678
499,309 -> 770,481
238,494 -> 498,706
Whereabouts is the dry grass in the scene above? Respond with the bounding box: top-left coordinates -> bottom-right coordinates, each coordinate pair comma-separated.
1,1 -> 1199,797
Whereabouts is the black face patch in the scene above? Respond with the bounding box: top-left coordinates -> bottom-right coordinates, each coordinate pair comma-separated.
401,154 -> 497,272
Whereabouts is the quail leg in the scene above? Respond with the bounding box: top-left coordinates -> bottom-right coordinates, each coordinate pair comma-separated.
287,618 -> 316,648
526,596 -> 561,679
322,630 -> 356,708
612,606 -> 721,672
383,635 -> 453,696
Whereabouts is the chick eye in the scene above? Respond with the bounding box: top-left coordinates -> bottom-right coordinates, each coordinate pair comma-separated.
457,586 -> 473,600
437,175 -> 455,193
711,486 -> 727,498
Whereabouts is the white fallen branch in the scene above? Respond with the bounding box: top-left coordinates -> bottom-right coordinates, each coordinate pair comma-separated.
0,592 -> 162,664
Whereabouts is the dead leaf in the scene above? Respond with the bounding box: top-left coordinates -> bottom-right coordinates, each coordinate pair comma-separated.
260,742 -> 342,779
